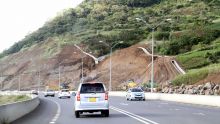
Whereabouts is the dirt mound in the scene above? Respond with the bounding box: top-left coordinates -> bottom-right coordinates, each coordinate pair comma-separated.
0,41 -> 181,90
88,44 -> 180,90
196,73 -> 220,85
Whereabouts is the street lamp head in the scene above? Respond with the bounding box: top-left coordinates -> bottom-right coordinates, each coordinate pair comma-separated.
165,18 -> 172,21
136,18 -> 142,21
119,41 -> 124,44
99,41 -> 103,43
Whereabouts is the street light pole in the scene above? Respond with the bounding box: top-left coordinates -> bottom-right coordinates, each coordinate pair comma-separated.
0,64 -> 5,91
81,56 -> 84,83
151,28 -> 154,93
59,64 -> 61,90
109,47 -> 112,91
0,67 -> 2,91
18,74 -> 21,91
0,74 -> 2,91
74,45 -> 94,84
38,68 -> 41,92
136,18 -> 171,93
99,41 -> 123,91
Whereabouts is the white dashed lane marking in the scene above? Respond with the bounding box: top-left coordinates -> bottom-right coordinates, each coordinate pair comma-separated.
44,99 -> 61,124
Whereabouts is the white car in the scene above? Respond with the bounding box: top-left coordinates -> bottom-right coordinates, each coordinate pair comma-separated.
58,89 -> 71,99
74,82 -> 109,118
126,88 -> 145,101
44,89 -> 55,97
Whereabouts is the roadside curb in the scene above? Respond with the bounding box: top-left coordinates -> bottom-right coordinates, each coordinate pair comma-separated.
0,94 -> 40,123
109,91 -> 220,107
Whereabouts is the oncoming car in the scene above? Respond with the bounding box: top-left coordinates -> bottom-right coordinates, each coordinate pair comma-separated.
126,88 -> 145,101
58,89 -> 71,99
31,90 -> 38,95
44,89 -> 55,97
74,82 -> 109,118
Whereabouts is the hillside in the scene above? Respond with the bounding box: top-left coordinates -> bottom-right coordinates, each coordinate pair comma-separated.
0,0 -> 220,90
1,0 -> 219,58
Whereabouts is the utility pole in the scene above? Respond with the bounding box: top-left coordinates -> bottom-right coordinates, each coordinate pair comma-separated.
136,17 -> 172,93
18,74 -> 21,91
38,67 -> 41,92
0,65 -> 3,91
151,28 -> 154,93
59,64 -> 61,90
99,41 -> 123,91
81,57 -> 84,83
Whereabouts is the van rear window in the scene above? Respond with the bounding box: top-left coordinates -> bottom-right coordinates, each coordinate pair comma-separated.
80,83 -> 105,93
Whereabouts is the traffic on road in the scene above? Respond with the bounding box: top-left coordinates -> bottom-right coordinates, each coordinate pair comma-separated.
11,90 -> 220,124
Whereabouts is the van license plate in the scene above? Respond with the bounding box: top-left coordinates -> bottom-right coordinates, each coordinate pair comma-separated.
89,98 -> 96,102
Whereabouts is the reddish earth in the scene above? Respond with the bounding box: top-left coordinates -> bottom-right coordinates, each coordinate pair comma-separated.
196,73 -> 220,85
0,40 -> 188,90
89,44 -> 180,90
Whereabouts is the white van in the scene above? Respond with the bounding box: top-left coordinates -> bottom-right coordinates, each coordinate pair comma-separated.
74,82 -> 109,118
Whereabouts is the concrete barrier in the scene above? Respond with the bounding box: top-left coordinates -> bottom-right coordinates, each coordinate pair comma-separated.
0,94 -> 40,123
109,92 -> 220,107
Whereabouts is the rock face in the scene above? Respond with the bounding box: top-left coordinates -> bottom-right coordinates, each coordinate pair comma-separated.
160,82 -> 220,96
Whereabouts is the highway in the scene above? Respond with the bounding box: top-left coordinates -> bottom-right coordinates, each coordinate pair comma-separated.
12,94 -> 220,124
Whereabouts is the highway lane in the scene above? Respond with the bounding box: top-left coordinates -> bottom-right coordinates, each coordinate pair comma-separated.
12,94 -> 220,124
12,95 -> 57,124
110,97 -> 220,124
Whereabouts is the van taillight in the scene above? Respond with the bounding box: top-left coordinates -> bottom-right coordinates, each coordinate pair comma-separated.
105,92 -> 108,100
77,92 -> 80,101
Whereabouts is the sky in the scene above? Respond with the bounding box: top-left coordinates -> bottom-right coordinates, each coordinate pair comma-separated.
0,0 -> 84,53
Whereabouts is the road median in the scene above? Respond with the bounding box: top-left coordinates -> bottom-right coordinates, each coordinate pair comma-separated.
0,92 -> 40,123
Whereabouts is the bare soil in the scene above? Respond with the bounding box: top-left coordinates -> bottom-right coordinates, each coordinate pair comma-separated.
0,40 -> 202,90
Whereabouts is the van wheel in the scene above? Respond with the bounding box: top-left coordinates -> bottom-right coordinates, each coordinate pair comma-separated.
75,111 -> 80,118
102,110 -> 109,117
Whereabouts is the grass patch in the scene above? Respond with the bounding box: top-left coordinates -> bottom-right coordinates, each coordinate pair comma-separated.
0,95 -> 30,105
177,38 -> 220,70
172,64 -> 220,86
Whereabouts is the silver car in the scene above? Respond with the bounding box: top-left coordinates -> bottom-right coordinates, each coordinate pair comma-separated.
74,82 -> 109,118
126,88 -> 145,101
44,89 -> 55,97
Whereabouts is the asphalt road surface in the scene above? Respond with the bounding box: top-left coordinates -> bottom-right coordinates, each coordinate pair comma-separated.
12,94 -> 220,124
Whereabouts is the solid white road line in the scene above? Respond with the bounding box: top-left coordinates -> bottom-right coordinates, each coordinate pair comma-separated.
110,106 -> 159,124
43,98 -> 61,124
192,113 -> 206,116
110,106 -> 150,124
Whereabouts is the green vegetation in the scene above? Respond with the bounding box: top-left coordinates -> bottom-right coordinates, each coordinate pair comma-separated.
1,0 -> 219,58
172,64 -> 220,86
172,38 -> 220,85
0,95 -> 30,105
0,0 -> 220,85
176,38 -> 220,70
